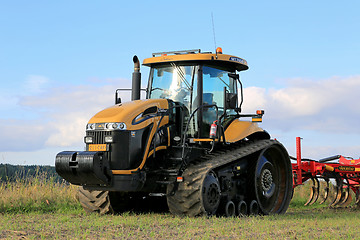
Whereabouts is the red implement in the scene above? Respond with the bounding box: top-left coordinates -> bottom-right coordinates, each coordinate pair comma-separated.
292,137 -> 360,207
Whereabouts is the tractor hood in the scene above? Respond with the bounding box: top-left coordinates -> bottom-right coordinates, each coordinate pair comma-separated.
88,99 -> 169,131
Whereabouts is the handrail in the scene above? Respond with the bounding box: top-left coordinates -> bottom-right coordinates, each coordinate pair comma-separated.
181,104 -> 221,160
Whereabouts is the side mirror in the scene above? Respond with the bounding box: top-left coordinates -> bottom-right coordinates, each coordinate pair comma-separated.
225,92 -> 237,109
115,90 -> 121,104
227,73 -> 242,112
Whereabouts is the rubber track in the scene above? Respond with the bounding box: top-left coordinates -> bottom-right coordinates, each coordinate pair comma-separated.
78,187 -> 113,214
167,139 -> 276,217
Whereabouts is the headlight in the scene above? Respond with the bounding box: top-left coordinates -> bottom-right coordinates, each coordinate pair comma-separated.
86,123 -> 95,131
84,136 -> 93,143
104,136 -> 114,143
87,122 -> 126,131
104,122 -> 126,130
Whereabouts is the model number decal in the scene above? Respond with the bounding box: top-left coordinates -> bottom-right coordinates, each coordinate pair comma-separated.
229,57 -> 247,65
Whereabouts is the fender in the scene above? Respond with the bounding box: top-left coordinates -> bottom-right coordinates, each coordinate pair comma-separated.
224,118 -> 270,143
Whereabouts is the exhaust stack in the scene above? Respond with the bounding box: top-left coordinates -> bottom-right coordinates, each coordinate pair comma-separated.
132,55 -> 141,101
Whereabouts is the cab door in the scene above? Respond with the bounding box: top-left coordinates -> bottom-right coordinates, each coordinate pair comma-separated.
196,65 -> 238,138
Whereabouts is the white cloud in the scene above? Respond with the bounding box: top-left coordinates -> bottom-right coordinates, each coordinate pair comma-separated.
26,80 -> 132,148
0,77 -> 132,152
242,75 -> 360,134
44,112 -> 89,147
0,118 -> 49,151
241,75 -> 360,161
240,87 -> 267,110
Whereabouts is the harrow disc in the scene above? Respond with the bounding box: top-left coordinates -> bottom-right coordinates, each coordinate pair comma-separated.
319,177 -> 330,204
330,174 -> 343,207
304,177 -> 320,206
337,177 -> 352,208
253,144 -> 293,214
355,188 -> 360,205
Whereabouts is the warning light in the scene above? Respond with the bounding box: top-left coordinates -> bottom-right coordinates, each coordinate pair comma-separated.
256,110 -> 264,115
216,47 -> 223,54
176,176 -> 184,182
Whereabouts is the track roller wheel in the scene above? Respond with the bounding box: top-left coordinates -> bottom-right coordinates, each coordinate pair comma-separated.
237,200 -> 247,217
167,170 -> 221,217
224,201 -> 236,217
202,171 -> 221,215
253,144 -> 293,214
78,187 -> 113,214
249,200 -> 259,215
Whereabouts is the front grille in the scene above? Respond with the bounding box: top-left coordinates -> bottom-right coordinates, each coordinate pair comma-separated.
87,131 -> 112,144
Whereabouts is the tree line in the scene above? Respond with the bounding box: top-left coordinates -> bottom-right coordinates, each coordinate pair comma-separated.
0,164 -> 63,183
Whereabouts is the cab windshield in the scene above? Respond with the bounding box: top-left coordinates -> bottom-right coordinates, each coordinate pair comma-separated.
149,64 -> 198,113
148,64 -> 238,137
148,64 -> 237,112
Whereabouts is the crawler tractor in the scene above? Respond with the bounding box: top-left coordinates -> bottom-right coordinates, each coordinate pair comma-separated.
55,48 -> 293,217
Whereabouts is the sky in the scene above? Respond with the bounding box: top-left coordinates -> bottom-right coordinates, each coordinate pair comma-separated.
1,1 -> 360,165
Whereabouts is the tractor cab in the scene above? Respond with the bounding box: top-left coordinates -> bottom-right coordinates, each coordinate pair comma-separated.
143,48 -> 249,138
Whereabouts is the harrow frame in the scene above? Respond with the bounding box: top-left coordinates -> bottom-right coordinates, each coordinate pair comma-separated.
291,137 -> 360,207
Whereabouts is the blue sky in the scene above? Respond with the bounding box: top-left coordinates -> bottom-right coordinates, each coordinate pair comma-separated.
1,1 -> 360,165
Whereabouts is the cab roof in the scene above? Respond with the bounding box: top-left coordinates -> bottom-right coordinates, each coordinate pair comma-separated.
142,49 -> 249,71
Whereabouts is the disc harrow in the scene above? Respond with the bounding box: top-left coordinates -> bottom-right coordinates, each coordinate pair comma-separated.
292,137 -> 360,208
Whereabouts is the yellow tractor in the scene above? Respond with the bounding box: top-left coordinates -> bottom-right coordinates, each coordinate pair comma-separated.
56,48 -> 293,217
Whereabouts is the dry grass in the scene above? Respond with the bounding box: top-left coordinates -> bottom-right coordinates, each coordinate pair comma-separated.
1,175 -> 360,239
0,171 -> 80,213
1,207 -> 360,239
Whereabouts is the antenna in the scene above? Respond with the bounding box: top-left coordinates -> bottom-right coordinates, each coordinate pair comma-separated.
211,12 -> 217,52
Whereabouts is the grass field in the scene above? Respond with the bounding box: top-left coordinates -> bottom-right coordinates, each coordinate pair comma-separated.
1,174 -> 360,239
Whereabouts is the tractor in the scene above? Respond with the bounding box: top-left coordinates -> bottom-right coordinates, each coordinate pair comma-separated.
55,48 -> 293,216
